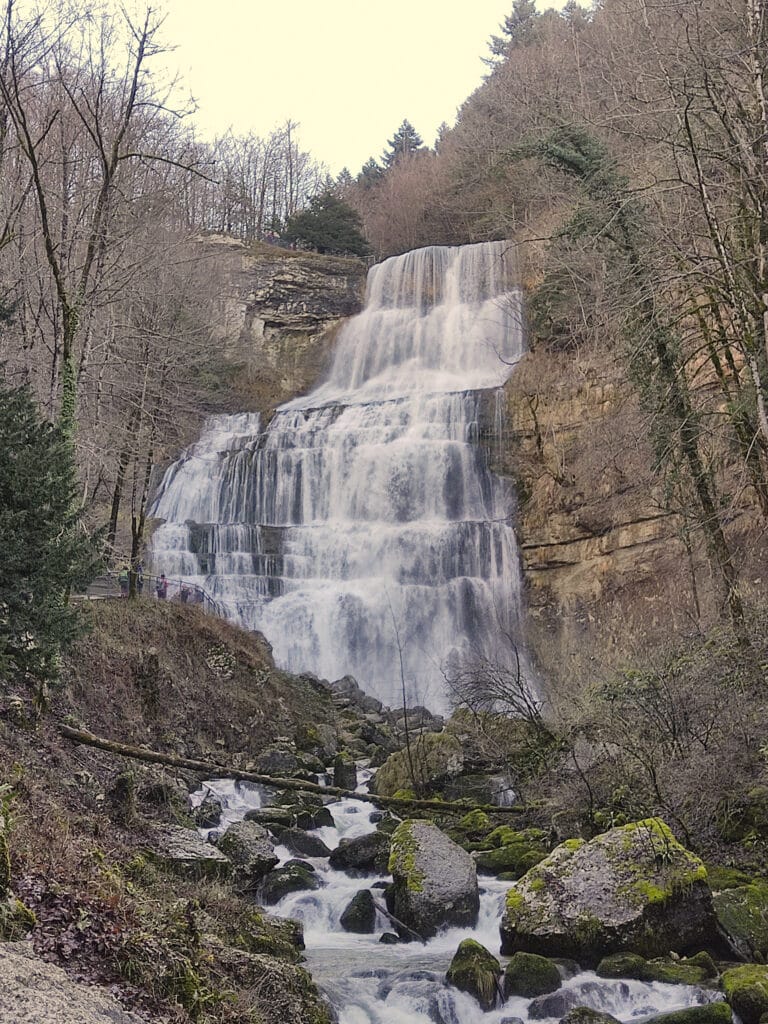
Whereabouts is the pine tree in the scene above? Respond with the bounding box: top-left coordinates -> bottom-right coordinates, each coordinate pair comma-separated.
357,157 -> 384,189
0,377 -> 101,694
283,191 -> 369,256
382,120 -> 424,168
487,0 -> 540,62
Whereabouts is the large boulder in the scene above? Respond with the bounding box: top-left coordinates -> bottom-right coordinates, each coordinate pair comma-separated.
371,733 -> 463,797
500,819 -> 714,965
279,828 -> 331,859
329,830 -> 391,873
145,825 -> 231,879
446,939 -> 501,1011
259,863 -> 320,905
713,879 -> 768,961
0,942 -> 145,1023
339,890 -> 377,933
503,951 -> 562,998
387,820 -> 479,939
215,821 -> 278,889
722,965 -> 768,1024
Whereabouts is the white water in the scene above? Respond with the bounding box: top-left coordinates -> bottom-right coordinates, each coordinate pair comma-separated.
195,779 -> 722,1024
150,241 -> 525,710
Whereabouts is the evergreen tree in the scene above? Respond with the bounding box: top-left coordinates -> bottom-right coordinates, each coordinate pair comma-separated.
357,157 -> 384,189
487,0 -> 540,61
336,167 -> 354,191
0,377 -> 101,694
283,190 -> 369,256
382,120 -> 424,168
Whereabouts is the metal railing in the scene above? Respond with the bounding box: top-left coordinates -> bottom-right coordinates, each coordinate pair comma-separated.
77,571 -> 223,617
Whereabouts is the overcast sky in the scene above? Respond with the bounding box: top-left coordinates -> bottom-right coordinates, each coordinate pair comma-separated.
158,1 -> 568,176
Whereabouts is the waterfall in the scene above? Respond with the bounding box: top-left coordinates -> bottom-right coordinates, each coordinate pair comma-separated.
150,240 -> 525,709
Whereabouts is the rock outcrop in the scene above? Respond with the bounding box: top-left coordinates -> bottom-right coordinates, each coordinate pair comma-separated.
0,942 -> 145,1023
500,819 -> 714,964
387,820 -> 479,939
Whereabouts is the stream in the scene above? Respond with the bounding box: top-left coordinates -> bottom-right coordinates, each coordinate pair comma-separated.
193,775 -> 720,1024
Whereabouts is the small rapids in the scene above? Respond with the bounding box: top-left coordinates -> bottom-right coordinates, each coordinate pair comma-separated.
193,777 -> 722,1024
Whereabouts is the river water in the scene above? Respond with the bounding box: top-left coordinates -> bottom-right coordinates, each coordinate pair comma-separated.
194,777 -> 719,1024
150,241 -> 525,711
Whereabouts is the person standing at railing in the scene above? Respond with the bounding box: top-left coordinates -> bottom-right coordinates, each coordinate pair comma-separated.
136,562 -> 144,596
155,573 -> 169,600
118,567 -> 129,598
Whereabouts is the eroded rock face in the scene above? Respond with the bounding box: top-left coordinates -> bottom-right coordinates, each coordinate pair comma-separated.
500,819 -> 715,964
387,820 -> 479,939
0,942 -> 144,1023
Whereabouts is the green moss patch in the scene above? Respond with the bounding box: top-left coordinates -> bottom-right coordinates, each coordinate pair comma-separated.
504,951 -> 562,998
446,938 -> 501,1011
723,965 -> 768,1024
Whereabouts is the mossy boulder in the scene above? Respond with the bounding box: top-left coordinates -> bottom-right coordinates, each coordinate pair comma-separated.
259,863 -> 320,905
230,910 -> 304,963
596,952 -> 715,985
705,864 -> 754,891
500,818 -> 714,965
723,965 -> 768,1024
714,880 -> 768,961
560,1010 -> 620,1024
387,820 -> 479,939
503,951 -> 562,998
641,1006 -> 731,1024
475,843 -> 547,878
446,939 -> 501,1011
371,733 -> 463,798
339,890 -> 377,934
215,821 -> 278,889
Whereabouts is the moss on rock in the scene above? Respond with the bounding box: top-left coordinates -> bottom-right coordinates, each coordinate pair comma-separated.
596,952 -> 714,986
723,965 -> 768,1024
503,951 -> 562,998
446,938 -> 500,1011
714,880 -> 768,961
475,843 -> 547,878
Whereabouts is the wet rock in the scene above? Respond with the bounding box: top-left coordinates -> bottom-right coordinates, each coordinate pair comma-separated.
596,952 -> 715,986
529,982 -> 606,1020
387,819 -> 479,939
215,820 -> 278,888
340,890 -> 377,933
283,858 -> 316,871
560,1010 -> 621,1024
379,932 -> 400,944
0,942 -> 145,1023
194,794 -> 224,828
145,825 -> 231,879
644,1005 -> 732,1024
723,965 -> 768,1024
245,806 -> 295,828
500,820 -> 714,964
503,951 -> 562,998
259,864 -> 320,905
329,830 -> 391,873
446,938 -> 501,1011
295,806 -> 334,830
280,828 -> 332,859
333,752 -> 358,791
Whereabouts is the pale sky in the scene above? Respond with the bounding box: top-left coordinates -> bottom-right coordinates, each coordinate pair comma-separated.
158,1 -> 569,176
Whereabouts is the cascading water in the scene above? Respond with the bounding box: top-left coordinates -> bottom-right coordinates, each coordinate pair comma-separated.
150,241 -> 524,709
193,779 -> 723,1024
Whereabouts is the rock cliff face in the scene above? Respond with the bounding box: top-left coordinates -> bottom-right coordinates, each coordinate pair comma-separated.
209,238 -> 367,413
494,345 -> 765,688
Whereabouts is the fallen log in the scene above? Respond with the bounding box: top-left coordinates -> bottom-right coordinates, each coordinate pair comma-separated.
56,724 -> 527,816
370,897 -> 426,944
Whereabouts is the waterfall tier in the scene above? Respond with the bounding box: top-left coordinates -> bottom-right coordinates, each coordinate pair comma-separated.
150,240 -> 524,709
